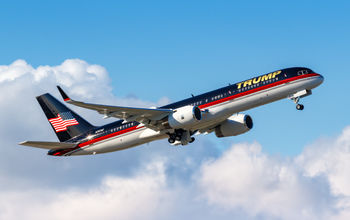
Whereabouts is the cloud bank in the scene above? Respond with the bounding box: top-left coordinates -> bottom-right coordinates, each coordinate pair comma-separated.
0,59 -> 349,220
1,129 -> 350,220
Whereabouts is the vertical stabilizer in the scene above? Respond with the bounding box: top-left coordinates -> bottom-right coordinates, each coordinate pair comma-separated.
36,93 -> 95,142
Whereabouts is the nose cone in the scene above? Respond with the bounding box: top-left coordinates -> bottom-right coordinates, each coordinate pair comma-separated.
317,73 -> 324,84
314,73 -> 324,87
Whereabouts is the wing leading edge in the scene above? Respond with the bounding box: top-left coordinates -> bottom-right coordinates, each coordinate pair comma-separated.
57,86 -> 173,130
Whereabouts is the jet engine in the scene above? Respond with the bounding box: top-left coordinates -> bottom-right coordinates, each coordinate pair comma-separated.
215,114 -> 253,137
167,105 -> 202,129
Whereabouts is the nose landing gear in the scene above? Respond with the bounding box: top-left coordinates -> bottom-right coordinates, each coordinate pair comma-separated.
293,97 -> 304,111
296,104 -> 304,110
289,90 -> 312,111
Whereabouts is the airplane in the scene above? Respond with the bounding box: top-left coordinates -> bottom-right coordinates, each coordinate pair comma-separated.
20,67 -> 324,156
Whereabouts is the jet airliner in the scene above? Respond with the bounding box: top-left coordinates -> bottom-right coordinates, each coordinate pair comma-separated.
20,67 -> 324,156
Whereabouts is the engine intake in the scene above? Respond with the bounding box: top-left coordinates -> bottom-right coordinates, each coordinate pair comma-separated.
215,114 -> 253,137
167,105 -> 202,129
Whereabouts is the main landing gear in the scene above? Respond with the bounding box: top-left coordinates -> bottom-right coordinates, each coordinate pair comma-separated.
168,130 -> 195,146
167,133 -> 179,143
168,136 -> 175,144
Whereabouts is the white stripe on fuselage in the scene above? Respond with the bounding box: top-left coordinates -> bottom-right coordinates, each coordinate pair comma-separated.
67,75 -> 321,156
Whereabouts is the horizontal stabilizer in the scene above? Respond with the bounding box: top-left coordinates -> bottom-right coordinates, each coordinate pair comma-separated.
19,141 -> 76,150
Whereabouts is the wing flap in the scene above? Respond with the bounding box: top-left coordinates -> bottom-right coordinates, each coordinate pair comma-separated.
19,141 -> 76,150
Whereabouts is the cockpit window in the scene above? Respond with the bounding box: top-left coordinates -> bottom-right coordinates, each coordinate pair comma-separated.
297,69 -> 309,75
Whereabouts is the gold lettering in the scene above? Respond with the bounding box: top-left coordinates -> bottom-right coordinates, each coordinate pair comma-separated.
253,76 -> 261,84
238,71 -> 281,89
261,73 -> 273,82
243,79 -> 252,87
236,82 -> 243,89
272,70 -> 281,78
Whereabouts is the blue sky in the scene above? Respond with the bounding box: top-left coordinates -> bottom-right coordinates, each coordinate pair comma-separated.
1,1 -> 350,219
0,1 -> 348,155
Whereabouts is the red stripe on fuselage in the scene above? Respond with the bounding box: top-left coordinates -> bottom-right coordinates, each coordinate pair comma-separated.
51,125 -> 144,156
199,73 -> 319,109
78,125 -> 144,148
58,73 -> 319,156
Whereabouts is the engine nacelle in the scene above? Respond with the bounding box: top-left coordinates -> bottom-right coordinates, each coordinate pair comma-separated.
167,105 -> 202,129
215,114 -> 253,137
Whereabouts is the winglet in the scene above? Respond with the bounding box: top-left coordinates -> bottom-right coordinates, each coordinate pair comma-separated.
57,86 -> 71,102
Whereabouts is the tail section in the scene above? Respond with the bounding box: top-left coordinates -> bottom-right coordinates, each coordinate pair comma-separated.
36,93 -> 95,142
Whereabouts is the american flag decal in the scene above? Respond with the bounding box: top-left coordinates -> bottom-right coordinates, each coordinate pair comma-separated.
48,112 -> 79,132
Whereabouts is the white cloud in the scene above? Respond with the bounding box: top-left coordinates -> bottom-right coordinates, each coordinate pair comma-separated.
0,161 -> 175,220
0,58 -> 172,141
198,142 -> 333,220
0,59 -> 173,190
197,128 -> 350,220
1,127 -> 350,220
297,126 -> 350,197
0,59 -> 109,95
0,59 -> 112,133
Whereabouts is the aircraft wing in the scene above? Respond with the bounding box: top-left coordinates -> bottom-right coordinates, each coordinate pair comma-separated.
57,86 -> 173,130
19,141 -> 76,150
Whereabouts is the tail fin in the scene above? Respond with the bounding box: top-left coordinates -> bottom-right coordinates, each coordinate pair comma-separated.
36,93 -> 95,142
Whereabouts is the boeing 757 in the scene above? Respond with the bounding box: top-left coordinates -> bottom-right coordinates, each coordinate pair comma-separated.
20,67 -> 324,156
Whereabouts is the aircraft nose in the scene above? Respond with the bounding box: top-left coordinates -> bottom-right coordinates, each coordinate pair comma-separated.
314,73 -> 324,86
318,74 -> 324,83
